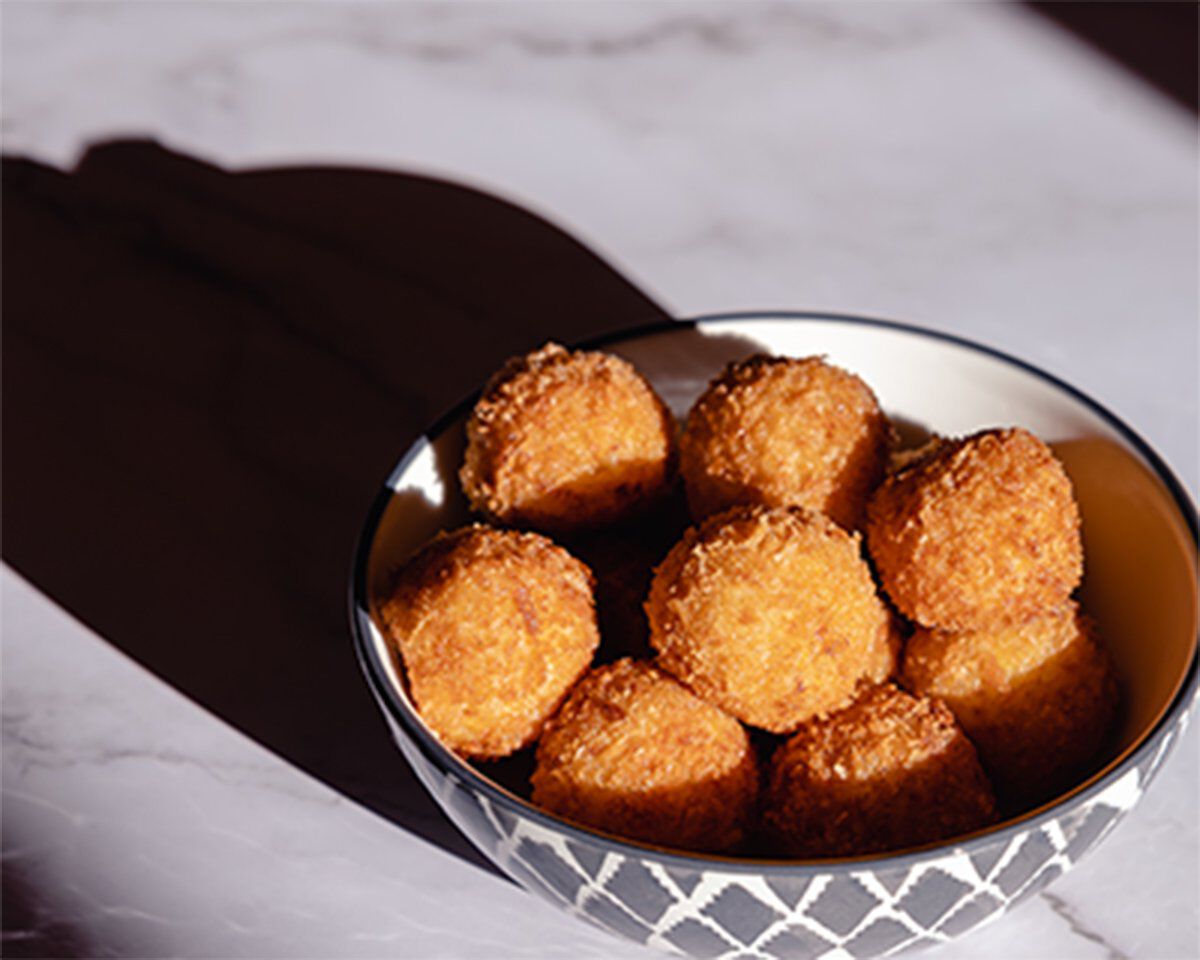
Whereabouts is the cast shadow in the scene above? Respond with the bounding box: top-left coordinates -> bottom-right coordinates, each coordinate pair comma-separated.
1,139 -> 670,875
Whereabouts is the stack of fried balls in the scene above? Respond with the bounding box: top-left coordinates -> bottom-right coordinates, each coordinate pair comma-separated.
379,342 -> 1120,857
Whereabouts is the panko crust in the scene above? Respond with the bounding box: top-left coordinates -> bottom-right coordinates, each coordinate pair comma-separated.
902,603 -> 1120,806
460,343 -> 677,534
764,684 -> 998,857
531,659 -> 758,853
646,506 -> 895,733
380,525 -> 599,759
866,427 -> 1083,631
680,354 -> 892,530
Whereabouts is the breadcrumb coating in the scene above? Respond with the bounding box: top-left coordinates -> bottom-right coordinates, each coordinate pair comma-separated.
866,427 -> 1083,630
902,603 -> 1120,806
384,352 -> 1118,859
531,659 -> 758,852
460,343 -> 676,534
380,525 -> 599,759
764,684 -> 998,857
680,355 -> 892,529
646,506 -> 896,733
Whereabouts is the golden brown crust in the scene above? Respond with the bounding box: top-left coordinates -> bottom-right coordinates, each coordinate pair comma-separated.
764,684 -> 998,857
866,427 -> 1083,630
902,603 -> 1120,806
379,525 -> 599,759
531,659 -> 758,853
646,505 -> 895,733
679,354 -> 892,530
460,343 -> 677,534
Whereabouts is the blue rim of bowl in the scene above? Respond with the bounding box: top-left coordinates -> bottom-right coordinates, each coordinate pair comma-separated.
349,310 -> 1199,875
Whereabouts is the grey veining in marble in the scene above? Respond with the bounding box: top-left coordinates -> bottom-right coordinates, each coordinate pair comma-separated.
2,3 -> 1196,959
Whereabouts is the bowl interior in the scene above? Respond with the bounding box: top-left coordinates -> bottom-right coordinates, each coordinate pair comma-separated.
360,316 -> 1198,851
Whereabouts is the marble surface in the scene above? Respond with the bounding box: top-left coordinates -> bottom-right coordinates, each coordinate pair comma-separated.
2,3 -> 1196,959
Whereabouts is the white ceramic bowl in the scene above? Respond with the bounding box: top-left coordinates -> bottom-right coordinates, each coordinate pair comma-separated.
351,313 -> 1198,959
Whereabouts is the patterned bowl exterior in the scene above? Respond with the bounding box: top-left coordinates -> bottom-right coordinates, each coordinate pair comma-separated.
351,313 -> 1200,960
368,678 -> 1194,960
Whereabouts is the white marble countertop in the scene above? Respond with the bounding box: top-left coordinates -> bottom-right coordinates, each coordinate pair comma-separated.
2,3 -> 1196,959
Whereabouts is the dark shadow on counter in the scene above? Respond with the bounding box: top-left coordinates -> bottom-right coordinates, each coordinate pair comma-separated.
1025,1 -> 1198,116
1,140 -> 670,876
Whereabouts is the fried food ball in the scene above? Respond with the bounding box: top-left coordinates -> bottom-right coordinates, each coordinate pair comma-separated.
902,603 -> 1120,806
764,684 -> 998,857
531,659 -> 758,853
460,343 -> 676,534
866,427 -> 1083,631
680,355 -> 892,529
379,525 -> 599,759
646,506 -> 896,733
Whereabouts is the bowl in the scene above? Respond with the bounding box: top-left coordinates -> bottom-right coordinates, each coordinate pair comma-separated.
350,313 -> 1198,959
